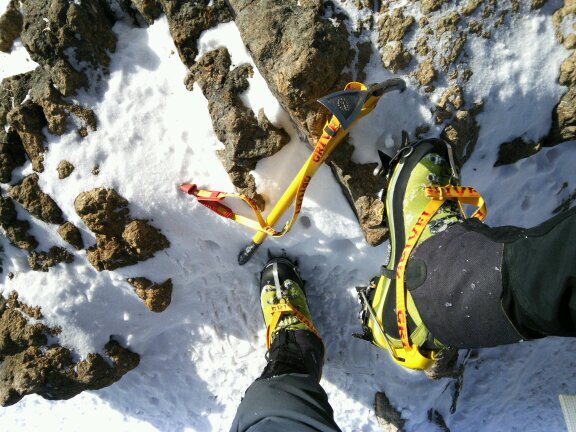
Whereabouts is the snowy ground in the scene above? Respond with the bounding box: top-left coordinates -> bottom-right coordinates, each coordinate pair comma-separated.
1,2 -> 576,431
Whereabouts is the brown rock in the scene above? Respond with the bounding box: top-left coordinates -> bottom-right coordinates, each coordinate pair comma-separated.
434,107 -> 453,124
130,0 -> 162,24
421,0 -> 449,14
0,294 -> 140,407
439,33 -> 467,69
159,0 -> 232,68
377,8 -> 415,45
128,277 -> 173,312
188,48 -> 290,210
0,0 -> 23,53
531,0 -> 548,9
482,5 -> 494,19
495,137 -> 542,166
461,0 -> 484,16
356,41 -> 373,83
122,219 -> 170,259
58,222 -> 84,250
564,34 -> 576,50
228,0 -> 352,142
104,339 -> 140,378
0,194 -> 38,250
355,0 -> 374,10
0,129 -> 26,184
20,0 -> 117,97
468,20 -> 483,35
6,105 -> 47,172
1,69 -> 96,177
57,160 -> 75,179
0,192 -> 17,226
9,174 -> 64,224
437,11 -> 461,36
415,125 -> 431,138
438,85 -> 464,110
28,247 -> 74,272
560,52 -> 576,87
381,42 -> 412,72
548,87 -> 576,144
375,391 -> 405,431
0,292 -> 49,356
494,12 -> 507,28
4,221 -> 39,251
415,36 -> 430,56
511,0 -> 520,13
86,235 -> 137,271
441,106 -> 482,163
415,59 -> 437,86
74,188 -> 130,236
448,69 -> 459,81
1,293 -> 143,407
327,138 -> 388,246
76,189 -> 170,271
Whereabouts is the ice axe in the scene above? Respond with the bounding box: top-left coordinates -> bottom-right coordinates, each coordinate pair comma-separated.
237,79 -> 406,264
180,79 -> 406,265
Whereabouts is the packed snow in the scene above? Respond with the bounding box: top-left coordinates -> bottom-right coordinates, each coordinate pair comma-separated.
1,2 -> 576,431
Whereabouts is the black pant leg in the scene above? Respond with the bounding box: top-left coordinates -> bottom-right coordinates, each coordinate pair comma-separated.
502,206 -> 576,338
230,373 -> 341,432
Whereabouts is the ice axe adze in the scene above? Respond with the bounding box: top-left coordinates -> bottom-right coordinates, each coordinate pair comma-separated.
179,79 -> 406,265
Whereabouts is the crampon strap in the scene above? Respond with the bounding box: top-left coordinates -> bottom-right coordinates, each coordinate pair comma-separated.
394,186 -> 486,366
265,302 -> 322,349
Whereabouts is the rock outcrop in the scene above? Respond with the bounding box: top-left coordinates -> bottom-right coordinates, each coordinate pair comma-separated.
0,0 -> 23,53
57,160 -> 75,179
74,188 -> 170,271
9,174 -> 64,225
160,0 -> 232,68
130,0 -> 163,25
187,48 -> 290,210
20,0 -> 117,97
0,193 -> 38,251
0,69 -> 97,176
127,277 -> 173,312
28,247 -> 74,271
57,222 -> 84,250
0,292 -> 140,407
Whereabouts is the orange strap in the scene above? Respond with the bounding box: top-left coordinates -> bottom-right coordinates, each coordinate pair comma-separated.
395,185 -> 487,352
265,302 -> 322,349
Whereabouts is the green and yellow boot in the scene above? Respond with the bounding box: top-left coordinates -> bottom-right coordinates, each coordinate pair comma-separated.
259,257 -> 324,380
357,138 -> 480,371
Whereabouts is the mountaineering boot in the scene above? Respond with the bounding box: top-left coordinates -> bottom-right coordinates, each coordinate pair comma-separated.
259,257 -> 324,382
360,139 -> 463,370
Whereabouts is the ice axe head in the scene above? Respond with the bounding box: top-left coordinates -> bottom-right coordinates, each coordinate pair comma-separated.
317,89 -> 368,130
318,79 -> 406,130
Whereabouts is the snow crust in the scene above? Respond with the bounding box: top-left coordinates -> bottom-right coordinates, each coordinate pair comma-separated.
1,4 -> 575,432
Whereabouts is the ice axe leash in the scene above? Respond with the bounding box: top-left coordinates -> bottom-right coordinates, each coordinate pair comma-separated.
180,79 -> 406,265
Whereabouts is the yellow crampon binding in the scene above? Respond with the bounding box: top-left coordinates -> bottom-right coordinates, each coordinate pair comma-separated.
377,185 -> 487,370
265,302 -> 322,349
180,79 -> 406,264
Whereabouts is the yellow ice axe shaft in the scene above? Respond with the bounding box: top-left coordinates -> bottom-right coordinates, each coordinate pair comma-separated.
238,79 -> 406,264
